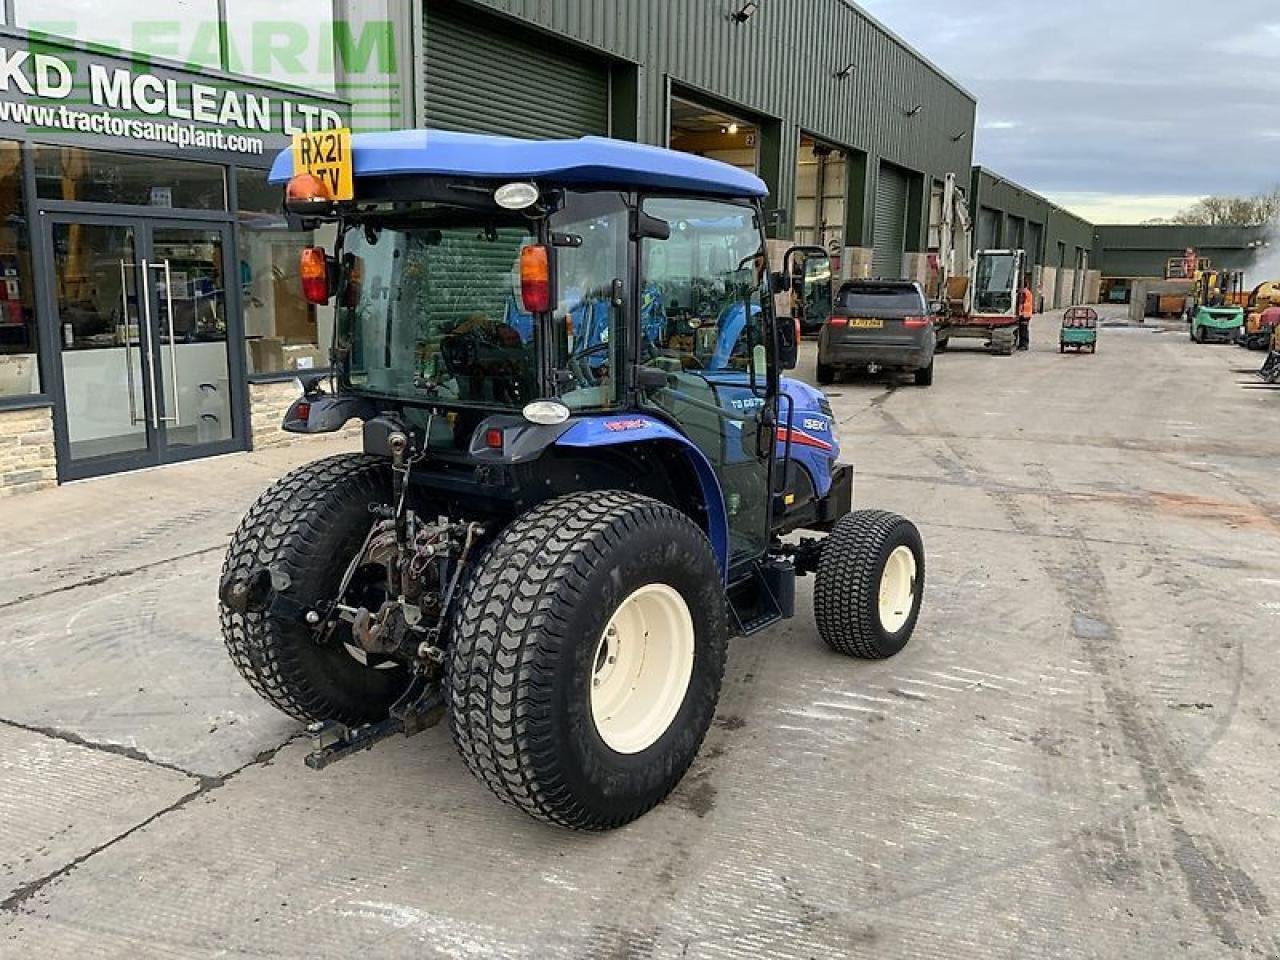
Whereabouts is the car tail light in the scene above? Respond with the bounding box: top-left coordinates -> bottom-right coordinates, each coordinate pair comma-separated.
485,428 -> 504,450
826,315 -> 848,327
793,317 -> 801,343
299,247 -> 331,305
520,245 -> 551,313
903,316 -> 931,328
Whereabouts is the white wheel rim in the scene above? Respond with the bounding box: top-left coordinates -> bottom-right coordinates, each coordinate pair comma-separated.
590,583 -> 695,755
879,545 -> 918,634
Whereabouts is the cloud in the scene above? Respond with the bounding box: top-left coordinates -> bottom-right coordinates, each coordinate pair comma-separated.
859,0 -> 1280,221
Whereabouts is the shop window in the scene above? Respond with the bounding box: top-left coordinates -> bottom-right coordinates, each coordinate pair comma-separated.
236,169 -> 334,376
0,141 -> 40,398
16,1 -> 223,69
224,0 -> 337,92
34,146 -> 226,210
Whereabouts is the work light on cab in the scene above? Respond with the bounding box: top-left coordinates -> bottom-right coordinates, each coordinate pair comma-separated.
520,244 -> 551,312
494,181 -> 540,210
299,247 -> 331,305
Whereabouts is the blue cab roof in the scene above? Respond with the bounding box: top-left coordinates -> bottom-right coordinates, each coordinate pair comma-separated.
268,128 -> 769,200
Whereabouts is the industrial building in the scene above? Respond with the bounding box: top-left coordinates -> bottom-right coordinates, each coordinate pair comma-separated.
968,167 -> 1099,310
1093,225 -> 1271,280
415,0 -> 979,283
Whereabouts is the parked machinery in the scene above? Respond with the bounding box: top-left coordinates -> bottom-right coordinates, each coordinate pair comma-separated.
935,249 -> 1026,356
1187,267 -> 1247,343
1239,280 -> 1280,350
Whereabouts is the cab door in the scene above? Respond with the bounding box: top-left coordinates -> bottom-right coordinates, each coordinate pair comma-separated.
636,196 -> 775,570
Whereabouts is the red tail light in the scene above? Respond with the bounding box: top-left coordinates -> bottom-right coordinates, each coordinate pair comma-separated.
793,317 -> 801,343
485,428 -> 504,450
826,315 -> 848,327
299,247 -> 331,305
520,245 -> 551,313
903,316 -> 931,328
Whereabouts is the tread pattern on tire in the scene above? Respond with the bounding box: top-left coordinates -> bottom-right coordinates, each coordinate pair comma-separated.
814,509 -> 923,659
219,453 -> 396,724
446,491 -> 727,830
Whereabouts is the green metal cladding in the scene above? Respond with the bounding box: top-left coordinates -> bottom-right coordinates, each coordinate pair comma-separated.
422,0 -> 977,244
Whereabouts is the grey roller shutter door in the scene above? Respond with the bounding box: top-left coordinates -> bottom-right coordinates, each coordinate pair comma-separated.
424,1 -> 610,140
1027,221 -> 1044,263
872,163 -> 908,279
977,206 -> 1000,251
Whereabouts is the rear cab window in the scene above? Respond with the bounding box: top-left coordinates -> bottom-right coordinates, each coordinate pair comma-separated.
835,284 -> 925,316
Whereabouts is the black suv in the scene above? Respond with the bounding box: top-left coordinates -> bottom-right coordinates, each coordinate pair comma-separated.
816,280 -> 936,387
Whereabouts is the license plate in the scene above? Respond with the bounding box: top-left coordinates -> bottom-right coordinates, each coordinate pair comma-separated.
292,127 -> 354,200
849,317 -> 883,329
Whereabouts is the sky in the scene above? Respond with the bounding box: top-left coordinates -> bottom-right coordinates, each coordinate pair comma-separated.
858,0 -> 1280,223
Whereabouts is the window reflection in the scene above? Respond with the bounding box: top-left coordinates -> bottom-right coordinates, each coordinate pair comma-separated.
34,146 -> 226,210
0,141 -> 40,398
237,170 -> 334,374
225,0 -> 336,92
16,1 -> 222,69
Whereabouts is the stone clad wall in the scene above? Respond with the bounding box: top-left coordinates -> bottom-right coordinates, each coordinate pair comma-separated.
249,381 -> 360,450
0,406 -> 57,497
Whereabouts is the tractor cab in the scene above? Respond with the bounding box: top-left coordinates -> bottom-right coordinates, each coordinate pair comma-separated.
276,129 -> 839,574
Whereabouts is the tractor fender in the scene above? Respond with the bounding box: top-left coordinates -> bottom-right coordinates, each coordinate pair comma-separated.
555,415 -> 730,579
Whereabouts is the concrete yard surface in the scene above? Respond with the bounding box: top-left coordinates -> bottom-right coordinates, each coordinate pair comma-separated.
2,313 -> 1279,959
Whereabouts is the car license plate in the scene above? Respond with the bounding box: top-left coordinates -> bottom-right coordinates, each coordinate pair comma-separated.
291,127 -> 355,200
849,317 -> 883,329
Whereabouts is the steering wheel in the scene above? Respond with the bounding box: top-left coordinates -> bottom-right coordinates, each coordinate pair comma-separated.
567,341 -> 611,385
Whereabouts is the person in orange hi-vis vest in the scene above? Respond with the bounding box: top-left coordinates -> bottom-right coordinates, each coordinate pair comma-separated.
1017,282 -> 1034,351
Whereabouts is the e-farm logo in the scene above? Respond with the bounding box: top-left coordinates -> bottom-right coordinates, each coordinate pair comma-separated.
1,17 -> 400,148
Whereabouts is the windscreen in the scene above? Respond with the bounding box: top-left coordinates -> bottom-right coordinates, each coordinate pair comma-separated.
836,285 -> 925,316
335,214 -> 539,409
974,253 -> 1017,313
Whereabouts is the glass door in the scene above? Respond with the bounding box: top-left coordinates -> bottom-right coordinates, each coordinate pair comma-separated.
45,215 -> 242,481
149,225 -> 237,456
47,217 -> 155,475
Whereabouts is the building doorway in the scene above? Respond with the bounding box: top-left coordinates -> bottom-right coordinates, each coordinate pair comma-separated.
795,135 -> 847,260
668,96 -> 759,174
42,214 -> 243,481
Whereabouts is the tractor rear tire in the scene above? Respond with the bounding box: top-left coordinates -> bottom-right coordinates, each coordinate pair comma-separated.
814,510 -> 925,660
219,454 -> 411,725
816,362 -> 836,385
447,491 -> 728,830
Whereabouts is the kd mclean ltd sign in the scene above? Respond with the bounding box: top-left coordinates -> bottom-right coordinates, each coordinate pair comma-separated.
0,40 -> 346,158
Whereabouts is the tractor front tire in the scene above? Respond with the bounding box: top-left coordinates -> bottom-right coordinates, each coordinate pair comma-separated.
447,492 -> 728,830
219,454 -> 411,725
814,510 -> 925,659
